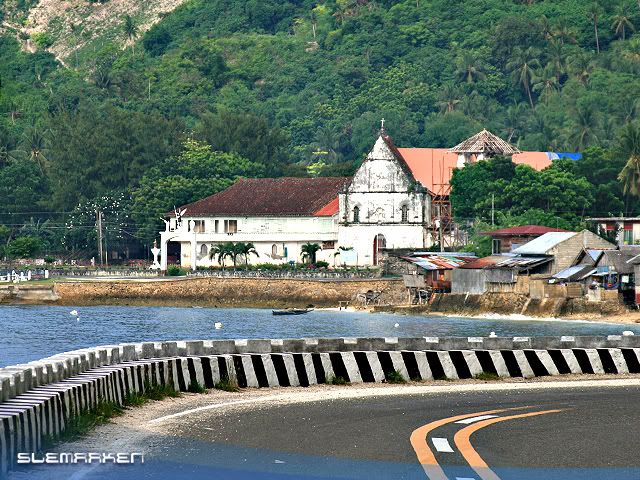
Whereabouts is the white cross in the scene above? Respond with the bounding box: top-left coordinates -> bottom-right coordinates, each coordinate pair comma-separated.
381,118 -> 385,130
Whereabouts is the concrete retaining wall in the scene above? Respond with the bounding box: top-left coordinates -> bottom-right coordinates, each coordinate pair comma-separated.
3,343 -> 640,474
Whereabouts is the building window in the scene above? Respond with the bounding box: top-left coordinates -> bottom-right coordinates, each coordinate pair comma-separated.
353,206 -> 360,223
492,239 -> 502,254
200,244 -> 208,256
224,220 -> 238,234
322,241 -> 336,250
624,229 -> 634,245
193,220 -> 205,233
401,204 -> 409,223
214,220 -> 219,233
272,244 -> 278,256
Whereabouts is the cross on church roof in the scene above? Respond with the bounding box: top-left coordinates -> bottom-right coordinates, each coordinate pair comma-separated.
380,118 -> 385,133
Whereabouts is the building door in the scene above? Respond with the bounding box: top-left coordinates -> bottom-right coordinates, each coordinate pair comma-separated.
373,234 -> 386,266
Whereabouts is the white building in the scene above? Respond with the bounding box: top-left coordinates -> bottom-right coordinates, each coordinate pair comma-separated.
159,177 -> 347,270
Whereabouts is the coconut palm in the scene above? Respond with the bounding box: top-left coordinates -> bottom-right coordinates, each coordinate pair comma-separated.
507,47 -> 541,108
588,3 -> 602,53
436,82 -> 461,113
568,104 -> 600,150
532,67 -> 558,105
619,155 -> 640,198
237,242 -> 259,267
300,242 -> 321,265
455,52 -> 487,84
123,15 -> 139,53
209,242 -> 236,268
612,6 -> 635,40
568,53 -> 595,85
546,39 -> 567,84
12,125 -> 50,173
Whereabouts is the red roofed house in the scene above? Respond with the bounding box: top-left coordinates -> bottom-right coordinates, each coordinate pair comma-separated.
159,126 -> 574,270
480,225 -> 571,254
159,177 -> 348,270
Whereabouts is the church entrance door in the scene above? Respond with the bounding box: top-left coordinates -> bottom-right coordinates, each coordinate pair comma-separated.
373,234 -> 386,266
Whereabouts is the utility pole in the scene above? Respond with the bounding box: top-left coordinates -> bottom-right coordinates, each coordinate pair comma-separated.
491,193 -> 495,227
96,210 -> 103,267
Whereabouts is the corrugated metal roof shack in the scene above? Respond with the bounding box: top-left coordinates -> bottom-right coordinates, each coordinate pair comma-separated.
386,251 -> 476,292
451,255 -> 551,295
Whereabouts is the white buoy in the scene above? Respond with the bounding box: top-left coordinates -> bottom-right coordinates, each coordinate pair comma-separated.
623,331 -> 635,336
76,317 -> 80,322
214,322 -> 223,330
70,310 -> 78,316
394,323 -> 399,328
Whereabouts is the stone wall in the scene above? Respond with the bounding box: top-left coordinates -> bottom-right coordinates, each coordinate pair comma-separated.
54,277 -> 407,308
0,285 -> 59,304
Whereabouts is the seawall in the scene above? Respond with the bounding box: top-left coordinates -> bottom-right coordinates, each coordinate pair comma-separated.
53,277 -> 406,308
2,336 -> 640,475
0,285 -> 59,304
380,293 -> 631,320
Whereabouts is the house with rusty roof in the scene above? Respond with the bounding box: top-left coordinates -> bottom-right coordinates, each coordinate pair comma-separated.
451,230 -> 614,295
480,225 -> 571,254
158,126 -> 583,271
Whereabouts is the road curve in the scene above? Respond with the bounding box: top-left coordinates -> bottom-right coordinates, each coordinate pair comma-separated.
9,381 -> 640,480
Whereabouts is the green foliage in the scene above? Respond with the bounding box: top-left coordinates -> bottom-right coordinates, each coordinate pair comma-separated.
187,380 -> 207,394
214,377 -> 240,392
301,242 -> 321,264
167,265 -> 186,276
328,375 -> 348,385
385,370 -> 407,384
474,372 -> 500,381
451,157 -> 593,229
6,236 -> 42,258
4,0 -> 640,255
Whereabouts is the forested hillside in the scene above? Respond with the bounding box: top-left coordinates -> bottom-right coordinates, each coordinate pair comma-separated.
2,0 -> 640,258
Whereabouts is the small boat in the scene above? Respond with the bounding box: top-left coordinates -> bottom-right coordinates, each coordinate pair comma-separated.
272,308 -> 312,316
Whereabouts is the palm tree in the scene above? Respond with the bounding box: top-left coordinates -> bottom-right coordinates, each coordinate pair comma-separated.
13,125 -> 49,173
612,6 -> 636,40
436,82 -> 461,113
300,242 -> 321,265
532,67 -> 558,105
209,242 -> 238,269
568,53 -> 595,85
455,52 -> 486,84
551,20 -> 577,45
617,122 -> 640,158
588,3 -> 602,54
569,104 -> 600,150
507,47 -> 541,108
237,242 -> 259,267
546,39 -> 567,85
123,15 -> 139,53
619,155 -> 640,198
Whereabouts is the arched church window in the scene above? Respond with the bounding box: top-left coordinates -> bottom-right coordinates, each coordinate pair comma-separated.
200,244 -> 208,256
401,204 -> 409,223
353,206 -> 360,223
272,244 -> 278,256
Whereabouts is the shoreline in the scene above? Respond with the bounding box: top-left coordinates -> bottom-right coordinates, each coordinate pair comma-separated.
2,277 -> 638,326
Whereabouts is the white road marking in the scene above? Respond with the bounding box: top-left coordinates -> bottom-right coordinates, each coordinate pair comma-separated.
455,414 -> 499,424
432,437 -> 454,453
147,378 -> 640,424
455,477 -> 476,480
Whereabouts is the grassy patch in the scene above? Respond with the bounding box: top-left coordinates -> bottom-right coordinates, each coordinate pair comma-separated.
385,370 -> 407,384
328,375 -> 349,385
474,372 -> 500,381
214,377 -> 239,392
187,380 -> 208,394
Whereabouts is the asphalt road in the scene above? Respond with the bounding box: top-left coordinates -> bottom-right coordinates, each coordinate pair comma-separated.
10,383 -> 640,480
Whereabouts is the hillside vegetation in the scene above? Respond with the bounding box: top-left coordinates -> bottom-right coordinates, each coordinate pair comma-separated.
1,0 -> 640,258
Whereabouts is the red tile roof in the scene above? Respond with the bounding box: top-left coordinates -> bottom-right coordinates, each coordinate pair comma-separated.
179,177 -> 349,217
479,225 -> 570,236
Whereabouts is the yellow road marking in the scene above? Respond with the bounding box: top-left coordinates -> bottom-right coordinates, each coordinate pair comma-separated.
453,409 -> 563,480
410,407 -> 528,480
